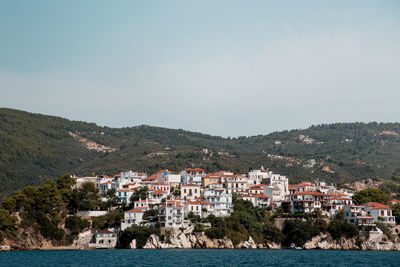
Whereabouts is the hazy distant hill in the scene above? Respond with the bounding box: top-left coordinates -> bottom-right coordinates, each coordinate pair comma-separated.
1,107 -> 400,199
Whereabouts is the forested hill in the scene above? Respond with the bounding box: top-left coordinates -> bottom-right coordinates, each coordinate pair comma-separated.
1,107 -> 400,199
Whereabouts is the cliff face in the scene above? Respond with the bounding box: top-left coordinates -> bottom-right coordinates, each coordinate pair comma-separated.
0,229 -> 93,251
138,228 -> 400,251
304,233 -> 400,251
137,227 -> 280,249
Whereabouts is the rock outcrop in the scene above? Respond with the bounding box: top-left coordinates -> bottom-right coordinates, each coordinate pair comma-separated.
304,234 -> 359,250
142,229 -> 259,249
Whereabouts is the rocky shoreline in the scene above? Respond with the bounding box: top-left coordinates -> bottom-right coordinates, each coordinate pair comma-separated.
3,226 -> 400,251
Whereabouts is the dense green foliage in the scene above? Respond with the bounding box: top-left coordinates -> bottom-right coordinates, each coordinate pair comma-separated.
352,188 -> 391,205
3,108 -> 400,198
205,200 -> 283,245
129,187 -> 149,203
0,209 -> 17,240
391,203 -> 400,224
65,215 -> 90,235
91,209 -> 124,230
327,218 -> 359,240
282,219 -> 321,247
68,182 -> 102,212
0,173 -> 115,245
118,225 -> 160,249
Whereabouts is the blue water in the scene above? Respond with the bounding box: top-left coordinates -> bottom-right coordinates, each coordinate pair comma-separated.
0,249 -> 399,267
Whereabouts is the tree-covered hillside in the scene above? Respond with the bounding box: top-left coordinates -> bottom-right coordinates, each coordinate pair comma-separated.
1,108 -> 400,199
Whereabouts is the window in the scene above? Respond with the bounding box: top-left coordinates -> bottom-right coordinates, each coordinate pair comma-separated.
381,210 -> 384,216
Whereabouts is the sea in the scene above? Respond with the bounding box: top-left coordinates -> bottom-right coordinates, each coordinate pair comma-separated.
0,249 -> 399,267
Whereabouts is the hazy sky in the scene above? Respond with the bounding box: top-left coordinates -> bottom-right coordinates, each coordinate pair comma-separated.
1,1 -> 399,137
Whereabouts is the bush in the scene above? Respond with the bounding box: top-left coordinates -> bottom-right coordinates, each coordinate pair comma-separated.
65,216 -> 90,235
376,222 -> 391,238
118,225 -> 159,249
327,219 -> 358,240
282,219 -> 320,247
0,209 -> 18,237
92,209 -> 123,230
263,223 -> 284,244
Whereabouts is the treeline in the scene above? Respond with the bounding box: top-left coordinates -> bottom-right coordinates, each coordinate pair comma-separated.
3,108 -> 400,199
0,173 -> 121,245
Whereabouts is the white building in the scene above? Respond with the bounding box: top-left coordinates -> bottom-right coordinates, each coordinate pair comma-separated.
181,168 -> 206,185
224,175 -> 248,194
288,191 -> 325,213
203,187 -> 232,217
181,184 -> 203,200
344,202 -> 396,226
158,201 -> 189,229
248,168 -> 273,185
121,207 -> 147,230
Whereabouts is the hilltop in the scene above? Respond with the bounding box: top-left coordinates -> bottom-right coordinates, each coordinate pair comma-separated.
1,107 -> 400,198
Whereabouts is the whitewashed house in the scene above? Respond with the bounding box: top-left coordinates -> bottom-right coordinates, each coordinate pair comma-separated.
203,187 -> 232,217
181,184 -> 203,200
181,168 -> 206,185
158,201 -> 189,230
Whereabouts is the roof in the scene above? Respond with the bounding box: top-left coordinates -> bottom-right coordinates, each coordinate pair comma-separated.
291,191 -> 326,196
142,177 -> 157,181
149,182 -> 168,186
126,208 -> 147,213
97,229 -> 114,234
183,184 -> 201,187
151,190 -> 165,195
294,183 -> 315,187
364,202 -> 391,210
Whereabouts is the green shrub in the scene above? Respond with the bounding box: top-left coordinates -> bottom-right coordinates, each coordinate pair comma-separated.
282,219 -> 320,247
65,216 -> 90,235
118,225 -> 159,249
327,219 -> 358,240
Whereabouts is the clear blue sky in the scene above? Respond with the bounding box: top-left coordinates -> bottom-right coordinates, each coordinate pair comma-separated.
1,0 -> 399,137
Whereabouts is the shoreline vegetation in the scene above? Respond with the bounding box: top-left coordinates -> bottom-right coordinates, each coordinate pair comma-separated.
1,174 -> 400,251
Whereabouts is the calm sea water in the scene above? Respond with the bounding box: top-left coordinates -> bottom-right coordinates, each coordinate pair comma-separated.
0,249 -> 399,267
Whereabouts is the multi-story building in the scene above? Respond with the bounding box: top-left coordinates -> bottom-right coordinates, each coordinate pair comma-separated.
181,168 -> 206,185
344,202 -> 396,226
288,191 -> 326,213
203,187 -> 232,217
224,175 -> 248,194
121,207 -> 148,230
181,184 -> 203,200
158,201 -> 189,230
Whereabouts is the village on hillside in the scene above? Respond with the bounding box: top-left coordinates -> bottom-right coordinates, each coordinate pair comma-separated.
71,167 -> 397,249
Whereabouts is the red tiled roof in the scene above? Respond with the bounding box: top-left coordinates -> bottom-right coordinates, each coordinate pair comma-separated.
126,209 -> 146,213
291,191 -> 326,196
183,184 -> 201,187
97,229 -> 113,234
364,202 -> 391,210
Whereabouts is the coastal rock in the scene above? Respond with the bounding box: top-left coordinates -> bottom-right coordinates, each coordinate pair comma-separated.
361,240 -> 400,251
130,239 -> 136,249
219,237 -> 234,249
143,234 -> 161,249
304,234 -> 359,250
266,242 -> 281,249
76,230 -> 93,249
241,236 -> 257,249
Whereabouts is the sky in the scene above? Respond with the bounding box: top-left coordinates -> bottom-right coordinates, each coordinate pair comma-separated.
1,0 -> 400,137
